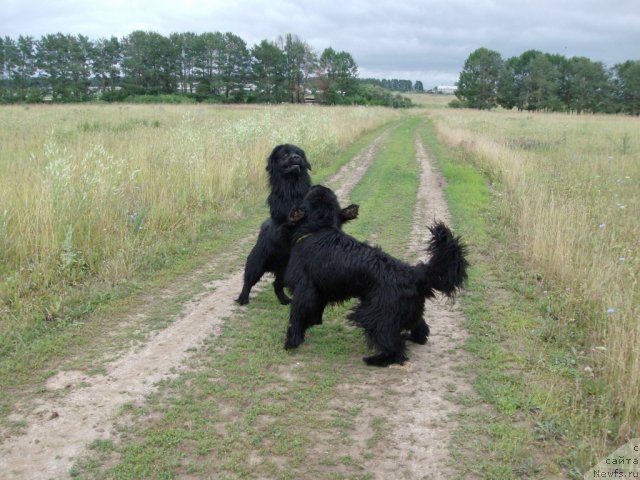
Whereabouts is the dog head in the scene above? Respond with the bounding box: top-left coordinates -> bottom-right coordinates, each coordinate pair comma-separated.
288,185 -> 359,230
266,144 -> 311,178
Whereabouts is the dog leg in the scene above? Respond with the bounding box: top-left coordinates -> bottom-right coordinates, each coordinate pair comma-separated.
408,318 -> 429,345
284,287 -> 324,350
236,273 -> 262,305
363,349 -> 408,367
273,270 -> 291,305
350,302 -> 408,367
363,327 -> 407,366
235,247 -> 266,305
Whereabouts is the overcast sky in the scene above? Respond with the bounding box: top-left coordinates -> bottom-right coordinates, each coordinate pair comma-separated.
2,0 -> 639,87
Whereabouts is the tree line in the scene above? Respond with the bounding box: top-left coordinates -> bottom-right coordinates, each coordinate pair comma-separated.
455,47 -> 640,115
0,31 -> 413,107
358,78 -> 424,92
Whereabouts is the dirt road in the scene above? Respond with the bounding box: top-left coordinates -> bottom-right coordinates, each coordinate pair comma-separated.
0,130 -> 391,479
349,136 -> 473,479
0,127 -> 474,479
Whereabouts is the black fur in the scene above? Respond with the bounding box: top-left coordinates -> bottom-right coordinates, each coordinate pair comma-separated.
236,145 -> 360,306
236,144 -> 312,306
282,185 -> 469,367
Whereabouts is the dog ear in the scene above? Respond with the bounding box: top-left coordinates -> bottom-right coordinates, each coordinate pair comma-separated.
339,204 -> 359,224
266,145 -> 282,173
296,147 -> 311,171
266,154 -> 275,173
288,206 -> 307,224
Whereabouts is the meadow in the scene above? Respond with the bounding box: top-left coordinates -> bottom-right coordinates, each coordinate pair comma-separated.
0,104 -> 397,383
1,99 -> 639,477
427,106 -> 639,461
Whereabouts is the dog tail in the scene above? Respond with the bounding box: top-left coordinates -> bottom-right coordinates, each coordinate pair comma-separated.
415,222 -> 468,299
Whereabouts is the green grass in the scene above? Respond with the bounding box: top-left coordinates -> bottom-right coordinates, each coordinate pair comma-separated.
429,108 -> 640,447
419,116 -> 596,478
0,197 -> 267,421
349,115 -> 420,257
70,115 -> 423,479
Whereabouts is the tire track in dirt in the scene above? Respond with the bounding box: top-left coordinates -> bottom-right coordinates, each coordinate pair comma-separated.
383,136 -> 473,479
327,130 -> 389,205
340,135 -> 474,479
0,130 -> 389,480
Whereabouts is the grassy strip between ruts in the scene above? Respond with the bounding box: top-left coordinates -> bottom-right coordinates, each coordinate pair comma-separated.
419,115 -> 598,479
69,115 -> 422,479
0,118 -> 400,428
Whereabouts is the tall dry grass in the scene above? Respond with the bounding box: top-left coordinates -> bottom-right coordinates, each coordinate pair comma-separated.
0,103 -> 396,347
430,108 -> 639,442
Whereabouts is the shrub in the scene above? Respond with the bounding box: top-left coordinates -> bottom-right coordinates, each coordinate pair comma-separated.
126,94 -> 196,104
448,99 -> 467,109
100,89 -> 131,102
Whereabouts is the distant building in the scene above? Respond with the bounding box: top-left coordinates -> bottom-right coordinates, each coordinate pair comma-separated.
433,85 -> 457,95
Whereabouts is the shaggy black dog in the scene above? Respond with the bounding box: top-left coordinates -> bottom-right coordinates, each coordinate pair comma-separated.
282,185 -> 468,367
236,145 -> 359,306
236,144 -> 312,305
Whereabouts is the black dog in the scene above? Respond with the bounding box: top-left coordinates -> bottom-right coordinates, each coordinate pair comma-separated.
236,144 -> 312,306
236,145 -> 359,305
282,185 -> 468,367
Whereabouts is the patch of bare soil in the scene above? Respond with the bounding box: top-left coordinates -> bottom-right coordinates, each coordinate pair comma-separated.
0,132 -> 388,479
337,137 -> 475,479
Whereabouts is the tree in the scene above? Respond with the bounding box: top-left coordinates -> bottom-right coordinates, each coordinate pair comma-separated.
318,47 -> 358,103
36,34 -> 92,102
376,79 -> 414,92
0,37 -> 5,79
497,50 -> 543,111
525,53 -> 560,111
121,31 -> 179,95
613,60 -> 640,115
217,32 -> 250,101
92,36 -> 122,92
497,55 -> 521,109
171,32 -> 199,94
566,57 -> 610,113
69,35 -> 93,101
3,35 -> 38,101
546,53 -> 571,111
195,31 -> 225,97
356,78 -> 416,92
279,34 -> 316,103
251,39 -> 287,103
456,47 -> 503,109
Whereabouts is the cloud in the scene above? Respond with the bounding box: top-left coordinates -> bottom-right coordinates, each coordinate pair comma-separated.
1,0 -> 638,86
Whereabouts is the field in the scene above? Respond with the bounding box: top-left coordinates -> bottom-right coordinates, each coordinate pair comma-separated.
430,108 -> 639,435
0,104 -> 397,389
0,100 -> 638,478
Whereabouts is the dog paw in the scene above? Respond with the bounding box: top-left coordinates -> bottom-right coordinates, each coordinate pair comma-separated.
235,295 -> 249,305
284,330 -> 303,350
409,332 -> 428,345
278,297 -> 291,306
363,353 -> 407,367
